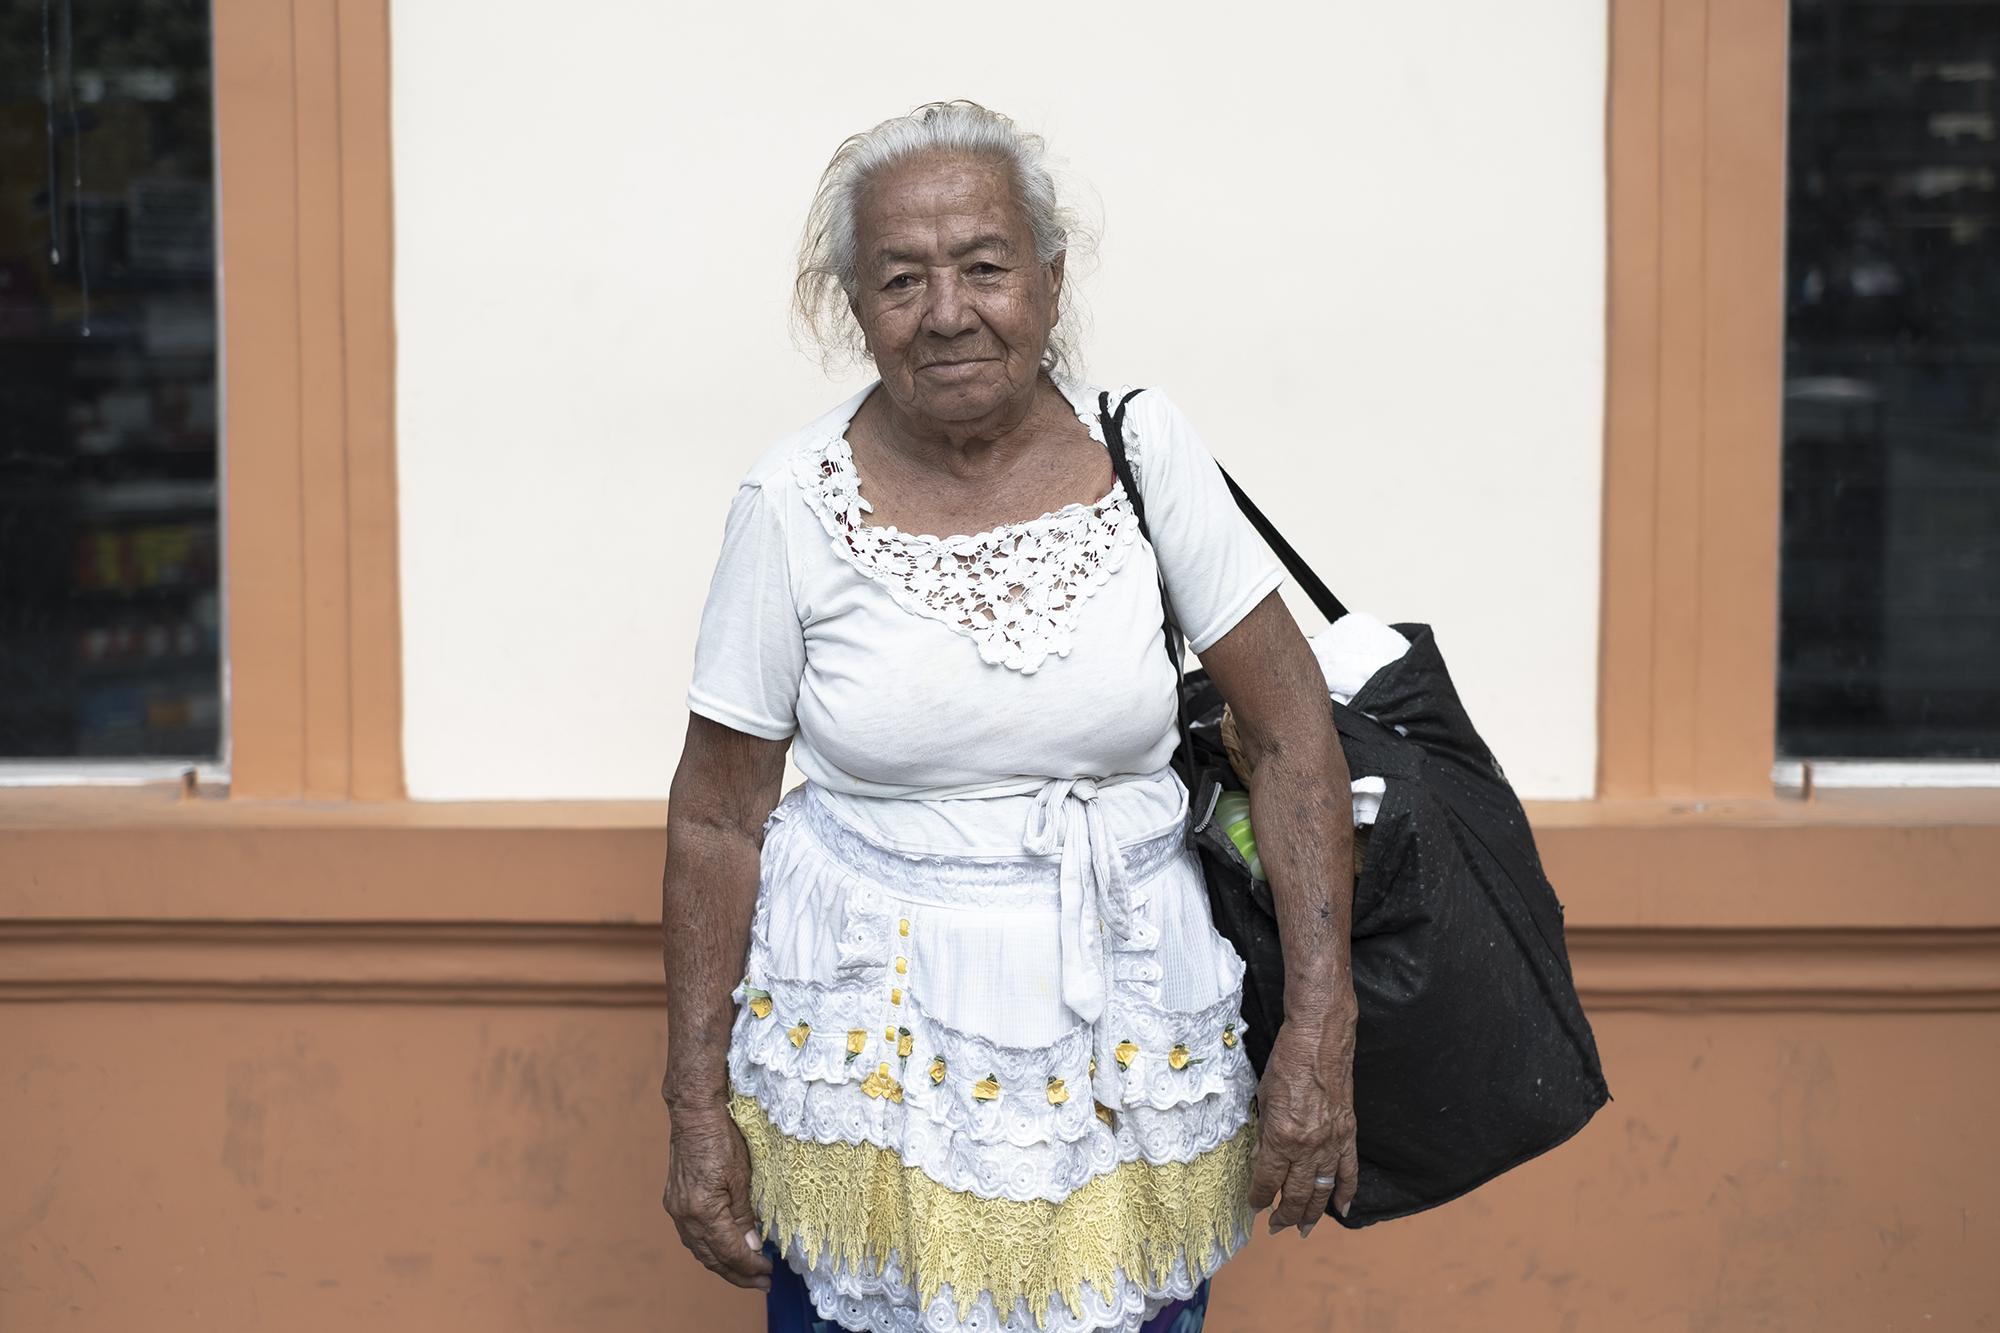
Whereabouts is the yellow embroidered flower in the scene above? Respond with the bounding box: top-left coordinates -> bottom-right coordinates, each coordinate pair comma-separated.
743,987 -> 773,1019
860,1064 -> 902,1101
972,1073 -> 1001,1102
1168,1043 -> 1205,1070
845,1028 -> 866,1063
1046,1077 -> 1069,1105
929,1056 -> 947,1085
1114,1041 -> 1139,1071
1089,1056 -> 1098,1077
1221,1024 -> 1238,1049
787,1021 -> 811,1048
1095,1100 -> 1116,1126
896,1027 -> 914,1059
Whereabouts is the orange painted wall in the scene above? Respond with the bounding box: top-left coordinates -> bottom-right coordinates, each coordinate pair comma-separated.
4,997 -> 1995,1330
3,801 -> 1997,1330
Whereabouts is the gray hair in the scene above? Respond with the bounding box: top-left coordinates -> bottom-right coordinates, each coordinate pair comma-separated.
793,100 -> 1091,380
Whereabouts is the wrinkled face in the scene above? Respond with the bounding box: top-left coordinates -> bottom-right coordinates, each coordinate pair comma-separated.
849,151 -> 1063,425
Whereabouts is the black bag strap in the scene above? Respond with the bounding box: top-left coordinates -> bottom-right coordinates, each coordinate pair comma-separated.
1096,388 -> 1349,631
1099,389 -> 1195,790
1216,467 -> 1348,625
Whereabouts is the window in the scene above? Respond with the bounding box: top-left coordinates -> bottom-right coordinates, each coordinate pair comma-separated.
0,1 -> 220,763
1780,0 -> 2000,762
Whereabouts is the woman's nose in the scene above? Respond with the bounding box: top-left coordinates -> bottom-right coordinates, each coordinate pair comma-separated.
920,273 -> 978,336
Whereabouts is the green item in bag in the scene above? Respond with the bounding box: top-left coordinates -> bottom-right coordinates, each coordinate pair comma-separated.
1212,790 -> 1265,881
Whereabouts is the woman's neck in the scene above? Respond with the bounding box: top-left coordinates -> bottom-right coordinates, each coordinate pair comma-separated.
860,374 -> 1062,484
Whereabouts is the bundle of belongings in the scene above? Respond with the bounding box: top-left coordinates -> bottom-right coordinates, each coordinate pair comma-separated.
1180,611 -> 1611,1227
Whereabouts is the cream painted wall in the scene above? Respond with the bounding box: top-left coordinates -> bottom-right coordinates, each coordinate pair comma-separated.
392,2 -> 1606,800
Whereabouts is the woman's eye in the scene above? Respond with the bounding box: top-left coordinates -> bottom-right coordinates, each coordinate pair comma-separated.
968,263 -> 1001,276
884,274 -> 917,291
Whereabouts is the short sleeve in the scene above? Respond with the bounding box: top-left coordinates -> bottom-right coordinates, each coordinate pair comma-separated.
686,480 -> 805,740
1127,392 -> 1286,655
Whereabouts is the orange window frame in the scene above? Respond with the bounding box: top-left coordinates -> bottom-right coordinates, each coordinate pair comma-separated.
1599,0 -> 1790,800
215,0 -> 403,800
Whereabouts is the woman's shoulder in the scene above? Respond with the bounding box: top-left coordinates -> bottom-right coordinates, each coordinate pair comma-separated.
1120,383 -> 1194,430
1057,377 -> 1201,493
1055,375 -> 1193,435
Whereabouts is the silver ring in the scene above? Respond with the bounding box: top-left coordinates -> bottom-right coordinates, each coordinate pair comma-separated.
1313,1174 -> 1340,1187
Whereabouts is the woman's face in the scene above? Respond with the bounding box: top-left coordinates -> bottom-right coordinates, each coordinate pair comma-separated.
850,151 -> 1063,427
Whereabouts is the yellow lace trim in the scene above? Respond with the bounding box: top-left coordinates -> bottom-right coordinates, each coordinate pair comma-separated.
729,1092 -> 1256,1322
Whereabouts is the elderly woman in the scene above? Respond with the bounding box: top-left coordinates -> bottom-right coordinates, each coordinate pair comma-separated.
662,102 -> 1358,1333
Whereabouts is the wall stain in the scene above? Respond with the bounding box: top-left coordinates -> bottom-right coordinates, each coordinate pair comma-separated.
383,1251 -> 434,1281
220,1067 -> 267,1189
1689,1037 -> 1841,1333
219,1037 -> 343,1192
22,1164 -> 60,1226
469,1025 -> 603,1209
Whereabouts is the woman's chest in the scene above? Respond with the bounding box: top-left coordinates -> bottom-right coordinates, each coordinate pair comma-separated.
791,537 -> 1180,784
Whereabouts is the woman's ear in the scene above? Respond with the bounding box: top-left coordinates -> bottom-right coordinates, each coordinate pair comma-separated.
1048,251 -> 1067,323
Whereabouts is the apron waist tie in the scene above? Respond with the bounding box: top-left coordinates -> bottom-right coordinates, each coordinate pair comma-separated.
1023,776 -> 1137,1029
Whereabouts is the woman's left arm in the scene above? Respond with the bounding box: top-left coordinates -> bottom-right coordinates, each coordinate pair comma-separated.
1197,587 -> 1359,1235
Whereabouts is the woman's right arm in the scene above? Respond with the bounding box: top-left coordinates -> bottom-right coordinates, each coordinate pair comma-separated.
661,712 -> 790,1291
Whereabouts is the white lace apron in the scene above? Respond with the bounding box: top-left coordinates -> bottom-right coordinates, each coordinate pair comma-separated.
727,778 -> 1258,1333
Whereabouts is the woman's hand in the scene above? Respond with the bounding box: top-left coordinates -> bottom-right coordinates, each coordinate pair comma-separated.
663,1104 -> 772,1291
1249,992 -> 1360,1234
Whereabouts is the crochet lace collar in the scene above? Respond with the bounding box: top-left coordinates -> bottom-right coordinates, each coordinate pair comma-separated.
793,379 -> 1142,674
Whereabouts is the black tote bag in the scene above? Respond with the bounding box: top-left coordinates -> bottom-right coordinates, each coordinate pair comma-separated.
1098,389 -> 1611,1228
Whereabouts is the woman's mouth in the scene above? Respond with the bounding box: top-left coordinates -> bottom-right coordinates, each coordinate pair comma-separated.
917,359 -> 993,377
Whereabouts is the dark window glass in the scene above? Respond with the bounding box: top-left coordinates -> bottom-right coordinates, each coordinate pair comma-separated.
0,1 -> 220,760
1781,1 -> 2000,760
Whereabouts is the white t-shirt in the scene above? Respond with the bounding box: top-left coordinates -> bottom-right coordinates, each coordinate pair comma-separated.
685,376 -> 1284,846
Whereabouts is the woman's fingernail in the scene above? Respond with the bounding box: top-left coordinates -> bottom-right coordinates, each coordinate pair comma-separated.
1338,1200 -> 1351,1218
1302,1221 -> 1316,1237
744,1229 -> 760,1251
